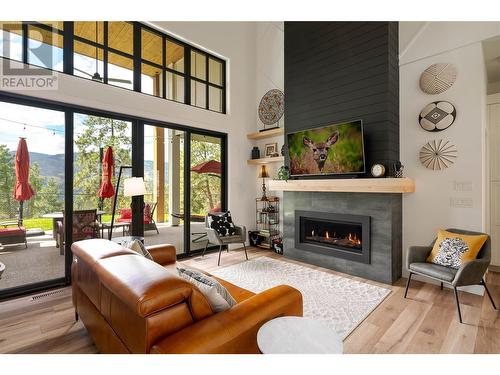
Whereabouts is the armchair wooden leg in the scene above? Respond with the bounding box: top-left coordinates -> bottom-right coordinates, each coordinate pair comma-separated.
217,245 -> 223,266
404,272 -> 413,298
243,242 -> 248,261
481,278 -> 497,310
453,287 -> 463,323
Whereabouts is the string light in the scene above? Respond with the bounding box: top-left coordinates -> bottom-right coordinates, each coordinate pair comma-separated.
0,116 -> 63,136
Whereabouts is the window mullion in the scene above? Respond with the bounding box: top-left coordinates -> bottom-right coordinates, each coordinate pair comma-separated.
103,21 -> 108,84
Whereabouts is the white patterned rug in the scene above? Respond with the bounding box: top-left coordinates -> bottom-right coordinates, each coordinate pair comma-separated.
210,257 -> 391,339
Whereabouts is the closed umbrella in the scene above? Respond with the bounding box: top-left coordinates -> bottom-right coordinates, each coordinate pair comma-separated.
98,146 -> 115,199
98,146 -> 115,211
13,138 -> 35,224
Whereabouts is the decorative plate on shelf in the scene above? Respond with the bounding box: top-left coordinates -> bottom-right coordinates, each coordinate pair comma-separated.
419,63 -> 457,94
419,139 -> 457,170
258,89 -> 285,126
419,101 -> 456,132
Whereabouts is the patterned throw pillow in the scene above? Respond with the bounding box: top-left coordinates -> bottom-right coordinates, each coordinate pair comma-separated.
123,239 -> 153,261
207,212 -> 236,237
426,230 -> 488,269
177,267 -> 236,311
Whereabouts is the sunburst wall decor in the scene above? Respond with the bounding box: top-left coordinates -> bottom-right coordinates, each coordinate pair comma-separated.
419,139 -> 458,170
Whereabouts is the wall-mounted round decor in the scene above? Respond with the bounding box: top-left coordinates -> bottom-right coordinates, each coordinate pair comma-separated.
258,89 -> 285,126
419,139 -> 457,170
419,101 -> 456,132
419,63 -> 457,94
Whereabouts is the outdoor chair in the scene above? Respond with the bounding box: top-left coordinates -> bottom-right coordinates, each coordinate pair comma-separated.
56,210 -> 100,255
203,211 -> 248,266
116,202 -> 159,234
0,220 -> 27,249
405,228 -> 498,323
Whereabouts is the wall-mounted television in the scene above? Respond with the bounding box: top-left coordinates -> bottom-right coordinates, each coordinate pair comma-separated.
287,120 -> 365,177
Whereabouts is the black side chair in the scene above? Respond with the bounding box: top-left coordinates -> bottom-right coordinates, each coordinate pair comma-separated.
405,228 -> 497,323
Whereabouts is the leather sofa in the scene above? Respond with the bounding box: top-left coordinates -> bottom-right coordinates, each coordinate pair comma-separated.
71,239 -> 303,354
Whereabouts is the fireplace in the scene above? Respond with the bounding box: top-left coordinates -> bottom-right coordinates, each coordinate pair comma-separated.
295,210 -> 370,264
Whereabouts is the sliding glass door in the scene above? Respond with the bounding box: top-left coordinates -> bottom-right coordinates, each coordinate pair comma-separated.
0,101 -> 66,294
143,124 -> 185,254
189,133 -> 222,252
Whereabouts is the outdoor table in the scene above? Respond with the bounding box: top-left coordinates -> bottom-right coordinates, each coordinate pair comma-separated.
42,210 -> 106,241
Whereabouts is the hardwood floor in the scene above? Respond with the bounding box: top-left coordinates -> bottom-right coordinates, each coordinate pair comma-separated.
0,247 -> 499,354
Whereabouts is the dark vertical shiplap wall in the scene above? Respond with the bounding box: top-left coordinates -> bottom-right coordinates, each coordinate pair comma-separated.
284,22 -> 399,177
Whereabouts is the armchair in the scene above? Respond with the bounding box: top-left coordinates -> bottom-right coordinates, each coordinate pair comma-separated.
405,228 -> 497,323
202,212 -> 248,266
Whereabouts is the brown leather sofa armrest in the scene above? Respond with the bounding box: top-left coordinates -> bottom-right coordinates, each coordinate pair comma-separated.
146,244 -> 177,266
150,285 -> 303,354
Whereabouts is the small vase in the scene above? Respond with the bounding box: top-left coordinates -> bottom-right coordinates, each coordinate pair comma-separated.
251,146 -> 260,159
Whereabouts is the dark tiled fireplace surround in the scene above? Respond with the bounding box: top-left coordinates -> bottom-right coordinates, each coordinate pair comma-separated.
284,192 -> 402,284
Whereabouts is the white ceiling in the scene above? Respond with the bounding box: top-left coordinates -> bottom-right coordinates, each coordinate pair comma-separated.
483,36 -> 500,83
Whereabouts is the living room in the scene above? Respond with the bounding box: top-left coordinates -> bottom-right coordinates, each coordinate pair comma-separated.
1,1 -> 500,373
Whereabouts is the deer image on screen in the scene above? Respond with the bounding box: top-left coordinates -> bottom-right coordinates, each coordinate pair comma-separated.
303,132 -> 339,171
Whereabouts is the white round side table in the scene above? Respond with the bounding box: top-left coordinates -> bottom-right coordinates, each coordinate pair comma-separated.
257,316 -> 343,354
0,262 -> 5,279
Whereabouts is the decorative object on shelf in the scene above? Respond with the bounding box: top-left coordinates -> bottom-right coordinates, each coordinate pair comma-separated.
258,165 -> 270,201
281,144 -> 286,156
265,142 -> 278,157
272,238 -> 283,254
419,63 -> 457,94
370,164 -> 386,178
393,161 -> 404,178
419,139 -> 458,170
276,165 -> 290,182
251,146 -> 261,160
249,230 -> 262,247
254,197 -> 280,249
258,89 -> 285,131
419,101 -> 456,132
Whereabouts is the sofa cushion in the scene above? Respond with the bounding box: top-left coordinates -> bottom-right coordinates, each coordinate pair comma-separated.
119,208 -> 132,219
409,262 -> 457,282
0,226 -> 26,236
177,267 -> 237,310
122,239 -> 153,261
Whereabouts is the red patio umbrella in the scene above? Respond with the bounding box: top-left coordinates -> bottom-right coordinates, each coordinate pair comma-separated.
190,160 -> 221,176
98,146 -> 115,199
13,138 -> 35,224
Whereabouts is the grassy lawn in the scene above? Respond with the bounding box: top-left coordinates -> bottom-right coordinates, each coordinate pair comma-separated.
22,217 -> 54,231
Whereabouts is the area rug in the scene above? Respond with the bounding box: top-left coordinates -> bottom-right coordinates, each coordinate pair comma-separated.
210,257 -> 391,339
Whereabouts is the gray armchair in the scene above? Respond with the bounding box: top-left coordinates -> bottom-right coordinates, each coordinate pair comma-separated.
202,212 -> 248,266
405,228 -> 497,323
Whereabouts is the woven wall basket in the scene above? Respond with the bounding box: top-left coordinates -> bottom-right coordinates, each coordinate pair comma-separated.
419,139 -> 458,170
419,63 -> 457,95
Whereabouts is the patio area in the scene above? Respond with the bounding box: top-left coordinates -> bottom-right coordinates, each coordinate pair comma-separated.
0,221 -> 208,291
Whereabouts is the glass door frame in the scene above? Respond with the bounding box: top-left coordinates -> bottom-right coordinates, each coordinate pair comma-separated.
0,91 -> 227,299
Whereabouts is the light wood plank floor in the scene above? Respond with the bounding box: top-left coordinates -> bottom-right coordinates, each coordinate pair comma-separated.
0,247 -> 499,354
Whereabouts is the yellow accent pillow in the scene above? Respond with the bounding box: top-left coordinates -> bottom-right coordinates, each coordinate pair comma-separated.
426,230 -> 488,269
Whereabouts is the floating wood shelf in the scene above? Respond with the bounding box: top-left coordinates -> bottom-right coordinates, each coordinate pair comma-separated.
268,177 -> 415,193
247,156 -> 284,165
246,128 -> 284,140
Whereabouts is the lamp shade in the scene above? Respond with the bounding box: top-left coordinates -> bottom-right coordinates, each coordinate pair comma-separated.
258,165 -> 270,179
123,177 -> 146,197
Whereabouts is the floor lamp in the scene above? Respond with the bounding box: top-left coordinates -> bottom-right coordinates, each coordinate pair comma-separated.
108,165 -> 131,240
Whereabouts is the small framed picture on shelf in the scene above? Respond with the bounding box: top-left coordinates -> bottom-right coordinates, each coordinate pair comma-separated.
265,142 -> 278,157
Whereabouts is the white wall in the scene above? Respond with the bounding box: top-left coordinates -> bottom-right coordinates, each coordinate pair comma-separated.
0,22 -> 259,249
253,22 -> 285,233
400,22 -> 496,283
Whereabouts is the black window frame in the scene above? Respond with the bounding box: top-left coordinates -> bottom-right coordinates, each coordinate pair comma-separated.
1,21 -> 227,114
0,90 -> 228,300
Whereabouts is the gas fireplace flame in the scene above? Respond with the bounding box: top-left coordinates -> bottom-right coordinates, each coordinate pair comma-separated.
311,229 -> 315,237
325,231 -> 329,239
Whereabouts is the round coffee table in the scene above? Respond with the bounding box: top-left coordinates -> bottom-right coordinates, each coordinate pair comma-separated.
257,316 -> 343,354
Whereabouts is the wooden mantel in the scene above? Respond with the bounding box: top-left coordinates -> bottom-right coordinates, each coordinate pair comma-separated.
268,177 -> 415,193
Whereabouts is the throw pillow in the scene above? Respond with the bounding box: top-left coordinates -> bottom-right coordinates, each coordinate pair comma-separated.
208,212 -> 236,237
426,230 -> 488,269
177,267 -> 237,311
123,239 -> 154,261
